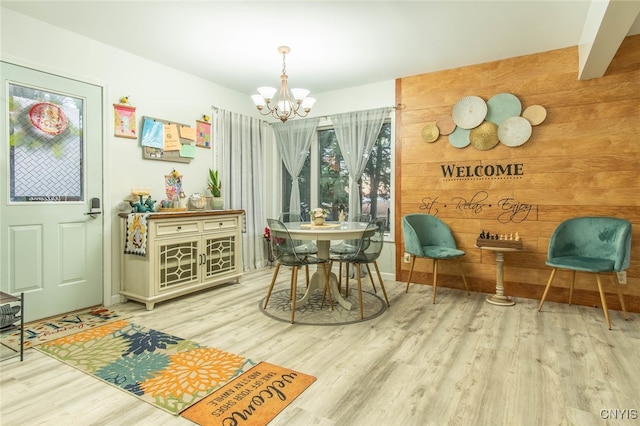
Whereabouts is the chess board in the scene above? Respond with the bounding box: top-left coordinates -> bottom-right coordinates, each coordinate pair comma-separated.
476,237 -> 523,249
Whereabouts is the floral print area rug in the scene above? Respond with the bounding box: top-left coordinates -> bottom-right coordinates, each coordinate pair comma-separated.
35,320 -> 256,415
0,306 -> 125,351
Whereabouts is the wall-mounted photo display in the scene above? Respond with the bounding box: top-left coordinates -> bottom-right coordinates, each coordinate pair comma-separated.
140,116 -> 194,163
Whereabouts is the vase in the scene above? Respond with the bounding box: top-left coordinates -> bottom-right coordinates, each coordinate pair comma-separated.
313,217 -> 325,226
211,197 -> 224,210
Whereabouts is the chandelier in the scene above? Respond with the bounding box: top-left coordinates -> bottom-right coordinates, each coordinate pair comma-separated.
251,46 -> 316,123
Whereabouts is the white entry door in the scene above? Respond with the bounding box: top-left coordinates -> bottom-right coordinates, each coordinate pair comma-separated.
1,61 -> 103,322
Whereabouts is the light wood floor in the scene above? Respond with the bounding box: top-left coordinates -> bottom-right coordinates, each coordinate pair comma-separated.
1,267 -> 638,426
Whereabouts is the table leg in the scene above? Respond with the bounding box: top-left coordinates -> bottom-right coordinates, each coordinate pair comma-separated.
486,250 -> 515,306
295,240 -> 352,310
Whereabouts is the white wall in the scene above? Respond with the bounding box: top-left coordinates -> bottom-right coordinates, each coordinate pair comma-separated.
1,7 -> 398,303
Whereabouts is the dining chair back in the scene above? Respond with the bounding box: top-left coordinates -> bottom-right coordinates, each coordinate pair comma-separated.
330,213 -> 372,291
330,217 -> 390,319
264,218 -> 329,324
402,213 -> 470,303
537,216 -> 630,329
277,212 -> 318,284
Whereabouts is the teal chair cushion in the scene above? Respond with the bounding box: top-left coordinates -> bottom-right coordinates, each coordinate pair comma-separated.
422,245 -> 465,259
546,256 -> 615,272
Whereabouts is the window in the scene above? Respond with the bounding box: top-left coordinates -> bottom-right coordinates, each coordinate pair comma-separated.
282,121 -> 392,229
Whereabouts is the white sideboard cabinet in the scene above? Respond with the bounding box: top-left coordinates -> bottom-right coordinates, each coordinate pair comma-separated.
119,210 -> 244,310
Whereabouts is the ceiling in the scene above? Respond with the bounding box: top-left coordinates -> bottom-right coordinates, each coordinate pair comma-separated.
3,1 -> 640,97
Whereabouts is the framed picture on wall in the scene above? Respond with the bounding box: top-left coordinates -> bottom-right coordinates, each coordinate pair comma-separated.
196,120 -> 211,148
114,104 -> 137,139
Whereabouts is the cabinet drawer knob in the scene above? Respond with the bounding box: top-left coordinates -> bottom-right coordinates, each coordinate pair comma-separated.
219,222 -> 223,227
177,226 -> 182,231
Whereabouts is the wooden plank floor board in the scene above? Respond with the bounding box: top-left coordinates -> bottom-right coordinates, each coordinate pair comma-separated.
1,267 -> 638,425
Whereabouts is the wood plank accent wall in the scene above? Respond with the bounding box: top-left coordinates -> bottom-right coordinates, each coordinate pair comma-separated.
395,34 -> 640,313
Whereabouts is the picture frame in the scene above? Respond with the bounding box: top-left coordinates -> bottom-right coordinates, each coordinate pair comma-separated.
196,120 -> 211,148
114,104 -> 137,139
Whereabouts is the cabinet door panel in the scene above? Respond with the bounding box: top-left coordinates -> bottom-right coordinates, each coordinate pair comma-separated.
156,238 -> 199,291
203,234 -> 236,280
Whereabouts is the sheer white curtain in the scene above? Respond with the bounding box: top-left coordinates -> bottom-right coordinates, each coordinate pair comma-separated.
215,109 -> 268,270
272,118 -> 319,215
331,107 -> 392,217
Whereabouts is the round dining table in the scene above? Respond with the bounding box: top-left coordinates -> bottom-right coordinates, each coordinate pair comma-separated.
285,221 -> 376,310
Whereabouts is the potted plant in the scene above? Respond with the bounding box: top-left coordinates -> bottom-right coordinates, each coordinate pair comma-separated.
208,169 -> 223,210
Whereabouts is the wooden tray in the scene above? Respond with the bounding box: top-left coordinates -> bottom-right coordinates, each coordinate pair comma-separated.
300,223 -> 341,229
158,207 -> 187,212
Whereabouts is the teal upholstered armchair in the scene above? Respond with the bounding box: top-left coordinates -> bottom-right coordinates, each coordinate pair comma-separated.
538,216 -> 631,329
402,214 -> 470,304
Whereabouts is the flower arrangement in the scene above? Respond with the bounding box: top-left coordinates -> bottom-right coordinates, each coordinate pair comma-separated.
263,227 -> 271,241
311,208 -> 327,219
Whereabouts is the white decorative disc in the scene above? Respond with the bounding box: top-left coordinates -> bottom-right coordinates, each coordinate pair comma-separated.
498,116 -> 532,147
451,96 -> 487,129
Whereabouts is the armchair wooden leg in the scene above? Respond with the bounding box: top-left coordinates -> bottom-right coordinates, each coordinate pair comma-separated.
612,273 -> 628,320
405,256 -> 416,293
372,261 -> 390,307
291,266 -> 298,324
432,259 -> 439,304
457,258 -> 470,295
595,273 -> 611,330
320,263 -> 334,310
345,269 -> 350,298
568,270 -> 576,305
356,263 -> 364,320
264,263 -> 281,309
538,268 -> 557,311
365,264 -> 377,293
305,265 -> 310,288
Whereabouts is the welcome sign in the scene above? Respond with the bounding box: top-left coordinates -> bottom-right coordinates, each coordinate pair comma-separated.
181,361 -> 316,425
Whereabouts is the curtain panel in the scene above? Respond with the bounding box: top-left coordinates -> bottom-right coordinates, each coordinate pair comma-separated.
272,118 -> 319,215
215,109 -> 269,269
330,107 -> 392,217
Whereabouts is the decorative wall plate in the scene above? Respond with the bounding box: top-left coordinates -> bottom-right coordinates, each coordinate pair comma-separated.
451,96 -> 487,129
522,104 -> 547,126
485,93 -> 522,125
421,122 -> 439,143
29,102 -> 68,136
448,126 -> 471,148
470,121 -> 499,150
436,116 -> 456,135
498,116 -> 532,147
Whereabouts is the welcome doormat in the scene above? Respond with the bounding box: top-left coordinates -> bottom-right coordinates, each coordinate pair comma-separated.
181,361 -> 316,426
36,320 -> 256,415
0,306 -> 125,351
259,289 -> 387,325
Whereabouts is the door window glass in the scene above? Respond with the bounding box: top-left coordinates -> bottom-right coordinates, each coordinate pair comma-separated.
8,83 -> 84,202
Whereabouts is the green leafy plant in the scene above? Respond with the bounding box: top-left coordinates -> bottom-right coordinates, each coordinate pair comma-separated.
208,169 -> 221,197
